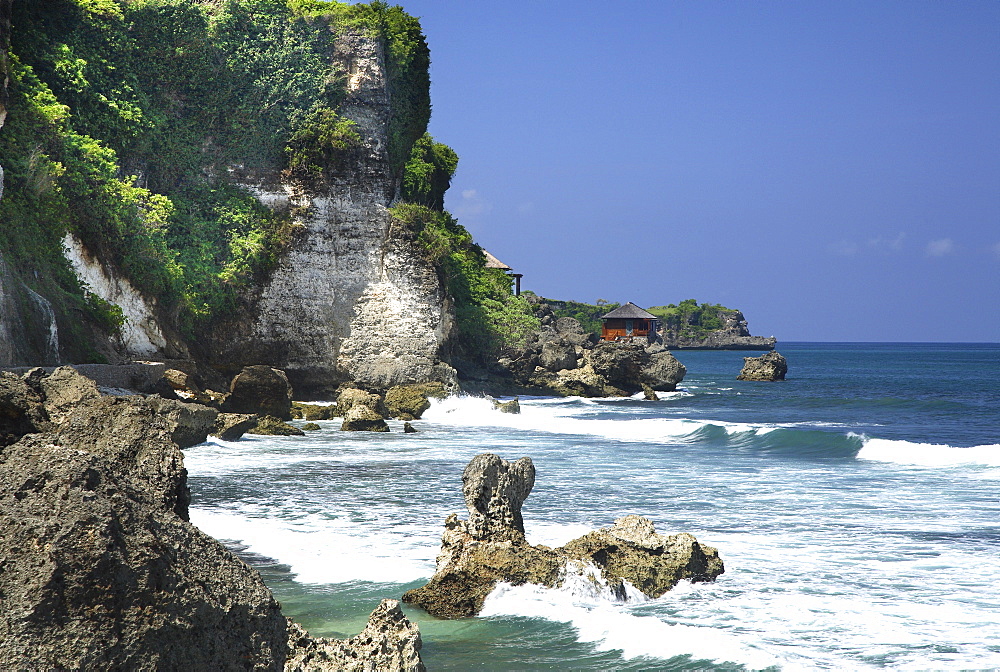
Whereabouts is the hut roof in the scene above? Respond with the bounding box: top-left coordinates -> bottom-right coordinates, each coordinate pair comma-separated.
601,302 -> 657,320
483,250 -> 512,271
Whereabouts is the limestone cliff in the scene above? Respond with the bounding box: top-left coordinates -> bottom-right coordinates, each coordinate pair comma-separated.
215,32 -> 454,396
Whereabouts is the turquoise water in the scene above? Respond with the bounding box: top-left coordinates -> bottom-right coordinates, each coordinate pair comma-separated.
185,343 -> 1000,669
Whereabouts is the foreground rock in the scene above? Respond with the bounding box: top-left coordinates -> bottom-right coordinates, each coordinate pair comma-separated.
402,453 -> 723,618
737,351 -> 788,381
286,600 -> 424,672
0,367 -> 425,670
341,405 -> 390,432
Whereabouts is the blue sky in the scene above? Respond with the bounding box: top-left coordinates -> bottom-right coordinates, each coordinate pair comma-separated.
398,1 -> 999,342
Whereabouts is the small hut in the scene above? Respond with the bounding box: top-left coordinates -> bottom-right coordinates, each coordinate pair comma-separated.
600,302 -> 658,342
483,250 -> 523,296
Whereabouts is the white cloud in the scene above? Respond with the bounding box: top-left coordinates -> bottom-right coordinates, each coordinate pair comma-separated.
450,188 -> 492,221
867,231 -> 906,252
925,238 -> 955,257
829,240 -> 859,256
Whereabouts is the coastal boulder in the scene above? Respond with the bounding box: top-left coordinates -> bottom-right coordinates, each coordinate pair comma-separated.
221,365 -> 293,419
385,382 -> 445,420
0,371 -> 48,446
642,349 -> 687,391
341,405 -> 390,432
0,368 -> 427,670
211,413 -> 259,441
560,515 -> 725,598
248,415 -> 306,436
737,351 -> 788,381
403,453 -> 724,619
588,341 -> 646,392
145,397 -> 219,448
336,387 -> 387,418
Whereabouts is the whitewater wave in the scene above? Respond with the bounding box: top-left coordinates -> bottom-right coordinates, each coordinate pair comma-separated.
423,395 -> 869,457
857,438 -> 1000,467
189,506 -> 437,585
480,577 -> 780,669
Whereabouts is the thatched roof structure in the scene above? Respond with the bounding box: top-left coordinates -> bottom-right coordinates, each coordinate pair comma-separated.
601,302 -> 656,320
483,251 -> 512,271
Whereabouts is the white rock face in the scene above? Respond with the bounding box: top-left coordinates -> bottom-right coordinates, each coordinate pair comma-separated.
222,32 -> 455,394
61,233 -> 167,358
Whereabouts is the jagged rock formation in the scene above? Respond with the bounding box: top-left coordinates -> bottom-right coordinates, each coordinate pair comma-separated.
0,367 -> 425,670
385,381 -> 445,420
215,31 -> 455,397
285,600 -> 424,672
737,351 -> 788,381
402,453 -> 724,618
663,308 -> 776,351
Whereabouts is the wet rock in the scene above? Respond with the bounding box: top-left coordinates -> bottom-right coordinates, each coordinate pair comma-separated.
247,415 -> 305,436
403,421 -> 417,433
285,599 -> 425,672
403,453 -> 724,619
385,382 -> 445,420
737,351 -> 788,381
560,515 -> 725,598
211,413 -> 259,441
341,405 -> 389,432
492,397 -> 521,414
302,422 -> 321,431
642,383 -> 659,401
291,401 -> 337,421
336,387 -> 387,418
221,365 -> 293,419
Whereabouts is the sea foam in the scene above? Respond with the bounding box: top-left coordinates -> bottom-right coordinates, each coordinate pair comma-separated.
857,438 -> 1000,467
480,578 -> 780,669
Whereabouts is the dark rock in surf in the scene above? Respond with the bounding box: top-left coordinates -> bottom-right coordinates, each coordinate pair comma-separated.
402,453 -> 724,619
492,396 -> 521,414
221,365 -> 293,419
737,351 -> 788,381
341,405 -> 390,432
247,414 -> 306,436
211,412 -> 259,441
385,382 -> 445,420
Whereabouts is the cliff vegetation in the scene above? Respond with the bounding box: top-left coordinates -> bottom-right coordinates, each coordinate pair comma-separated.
1,0 -> 502,362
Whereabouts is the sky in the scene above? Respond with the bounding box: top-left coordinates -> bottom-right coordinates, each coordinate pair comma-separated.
396,0 -> 999,342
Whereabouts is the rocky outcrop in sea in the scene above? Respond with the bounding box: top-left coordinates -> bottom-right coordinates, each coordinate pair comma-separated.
402,453 -> 724,618
663,308 -> 776,350
0,367 -> 425,670
737,351 -> 788,381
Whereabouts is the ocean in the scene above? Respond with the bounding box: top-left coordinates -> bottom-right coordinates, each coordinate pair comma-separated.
184,343 -> 1000,670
